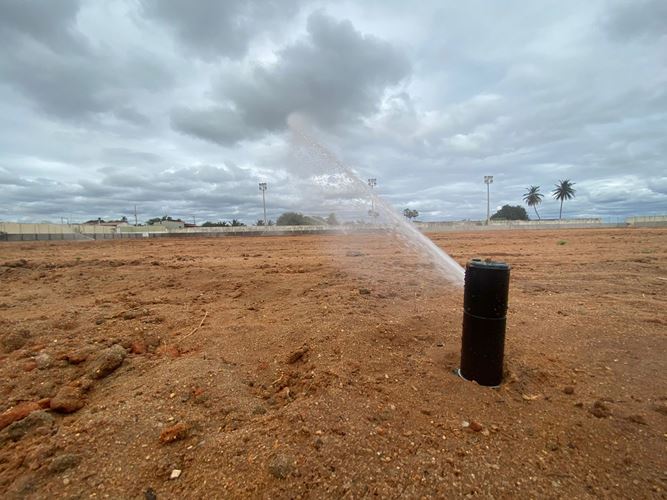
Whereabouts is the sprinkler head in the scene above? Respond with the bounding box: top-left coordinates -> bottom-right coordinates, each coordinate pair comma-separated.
459,259 -> 510,387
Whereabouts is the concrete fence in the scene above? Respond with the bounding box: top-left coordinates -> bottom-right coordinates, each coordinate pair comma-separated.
626,215 -> 667,227
1,215 -> 665,242
0,222 -> 117,241
415,218 -> 614,232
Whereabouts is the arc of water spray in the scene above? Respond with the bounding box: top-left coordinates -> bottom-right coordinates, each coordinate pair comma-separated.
288,115 -> 465,287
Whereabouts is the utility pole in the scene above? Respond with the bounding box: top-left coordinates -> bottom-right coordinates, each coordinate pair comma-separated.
367,178 -> 377,220
259,182 -> 268,226
484,175 -> 493,225
134,205 -> 138,226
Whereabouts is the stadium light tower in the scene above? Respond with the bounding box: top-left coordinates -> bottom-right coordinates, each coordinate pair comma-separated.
484,175 -> 493,225
259,182 -> 268,226
367,178 -> 377,220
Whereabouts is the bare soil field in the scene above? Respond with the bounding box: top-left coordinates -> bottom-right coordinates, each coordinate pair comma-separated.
0,228 -> 665,498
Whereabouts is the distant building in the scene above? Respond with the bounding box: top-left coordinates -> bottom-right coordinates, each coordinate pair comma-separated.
153,219 -> 185,229
83,218 -> 129,228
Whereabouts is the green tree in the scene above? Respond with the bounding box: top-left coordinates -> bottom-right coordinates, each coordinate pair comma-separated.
202,221 -> 230,227
230,219 -> 245,226
403,208 -> 419,221
277,212 -> 311,226
522,186 -> 544,220
326,213 -> 339,225
490,205 -> 529,221
552,179 -> 576,220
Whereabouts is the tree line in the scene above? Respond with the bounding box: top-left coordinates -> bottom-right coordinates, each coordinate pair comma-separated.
92,180 -> 575,227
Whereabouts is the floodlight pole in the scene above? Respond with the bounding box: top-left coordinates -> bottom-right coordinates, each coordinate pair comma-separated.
484,175 -> 493,225
259,182 -> 268,226
367,178 -> 377,220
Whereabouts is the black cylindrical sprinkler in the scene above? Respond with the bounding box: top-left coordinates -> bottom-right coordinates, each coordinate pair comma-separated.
459,259 -> 510,387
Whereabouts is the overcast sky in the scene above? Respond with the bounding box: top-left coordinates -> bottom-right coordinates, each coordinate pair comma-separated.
1,0 -> 665,223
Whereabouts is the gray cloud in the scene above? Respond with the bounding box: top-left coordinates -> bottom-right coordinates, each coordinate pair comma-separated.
0,1 -> 173,123
172,12 -> 410,144
603,0 -> 667,40
140,0 -> 304,59
0,1 -> 665,224
0,0 -> 83,51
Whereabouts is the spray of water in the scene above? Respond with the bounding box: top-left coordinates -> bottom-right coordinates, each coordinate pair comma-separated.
288,115 -> 465,287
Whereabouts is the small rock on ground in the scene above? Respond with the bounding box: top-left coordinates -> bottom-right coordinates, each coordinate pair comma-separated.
35,352 -> 53,370
345,250 -> 365,257
47,453 -> 81,474
0,399 -> 51,431
268,453 -> 295,479
89,344 -> 126,379
1,410 -> 54,443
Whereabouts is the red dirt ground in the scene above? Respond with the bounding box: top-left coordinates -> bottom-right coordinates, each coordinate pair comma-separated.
0,228 -> 665,498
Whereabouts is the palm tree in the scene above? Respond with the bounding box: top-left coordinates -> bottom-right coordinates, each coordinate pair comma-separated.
522,186 -> 544,220
552,179 -> 576,220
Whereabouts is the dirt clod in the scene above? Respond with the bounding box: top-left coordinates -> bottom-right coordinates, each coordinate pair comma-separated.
131,341 -> 147,354
651,403 -> 667,416
64,349 -> 90,365
590,400 -> 612,418
50,386 -> 85,413
286,345 -> 309,364
563,386 -> 575,395
159,423 -> 189,444
625,414 -> 647,425
2,330 -> 31,353
469,421 -> 483,432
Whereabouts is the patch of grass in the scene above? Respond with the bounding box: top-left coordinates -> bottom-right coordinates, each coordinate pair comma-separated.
557,240 -> 567,245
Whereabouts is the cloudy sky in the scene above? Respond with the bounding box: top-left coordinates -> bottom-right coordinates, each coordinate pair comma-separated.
1,0 -> 665,224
